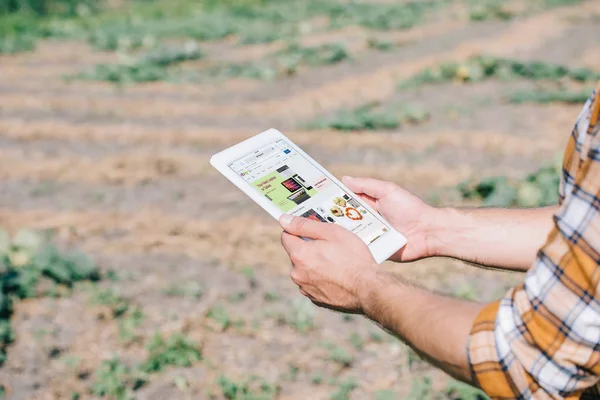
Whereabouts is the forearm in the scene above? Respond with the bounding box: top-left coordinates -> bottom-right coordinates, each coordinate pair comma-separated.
428,206 -> 557,271
360,270 -> 483,383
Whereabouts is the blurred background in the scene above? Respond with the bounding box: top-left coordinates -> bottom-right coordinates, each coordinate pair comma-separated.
0,0 -> 598,398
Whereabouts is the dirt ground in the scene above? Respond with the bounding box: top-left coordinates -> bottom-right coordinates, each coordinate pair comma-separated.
1,1 -> 599,399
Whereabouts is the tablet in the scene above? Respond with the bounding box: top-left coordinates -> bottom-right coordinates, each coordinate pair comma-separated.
210,128 -> 407,264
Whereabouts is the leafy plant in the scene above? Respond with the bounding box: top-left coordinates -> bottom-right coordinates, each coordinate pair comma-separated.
329,377 -> 358,400
309,103 -> 429,131
118,307 -> 145,342
510,88 -> 593,104
206,42 -> 350,81
374,389 -> 396,400
327,345 -> 353,368
468,0 -> 515,21
73,43 -> 202,84
139,332 -> 202,373
458,164 -> 560,208
217,375 -> 279,400
92,356 -> 147,400
367,38 -> 400,51
445,379 -> 490,399
92,288 -> 130,317
0,229 -> 99,364
328,1 -> 442,30
399,55 -> 600,88
348,332 -> 364,350
280,297 -> 315,333
206,304 -> 232,331
163,281 -> 203,299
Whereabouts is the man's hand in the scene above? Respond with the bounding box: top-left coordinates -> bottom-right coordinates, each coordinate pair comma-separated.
279,213 -> 482,384
342,176 -> 438,262
279,214 -> 377,314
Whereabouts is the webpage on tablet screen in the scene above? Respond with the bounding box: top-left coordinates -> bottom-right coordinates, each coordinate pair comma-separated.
229,139 -> 390,245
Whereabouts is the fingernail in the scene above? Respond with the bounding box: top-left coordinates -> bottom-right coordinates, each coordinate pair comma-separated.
343,175 -> 353,181
280,214 -> 293,227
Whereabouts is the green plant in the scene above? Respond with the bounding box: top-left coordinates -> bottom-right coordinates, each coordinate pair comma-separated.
227,291 -> 247,303
263,290 -> 279,302
327,345 -> 353,368
0,0 -> 97,16
280,297 -> 315,333
445,379 -> 490,399
163,281 -> 203,299
217,375 -> 279,400
0,229 -> 99,364
329,377 -> 358,400
405,376 -> 434,400
92,288 -> 130,317
328,1 -> 442,30
118,307 -> 145,342
348,332 -> 363,350
510,88 -> 593,104
468,0 -> 515,21
375,389 -> 396,400
206,304 -> 232,330
309,103 -> 429,131
367,38 -> 399,51
311,371 -> 324,385
139,332 -> 202,373
399,55 -> 600,89
370,331 -> 384,343
458,164 -> 560,208
73,43 -> 202,84
92,356 -> 146,400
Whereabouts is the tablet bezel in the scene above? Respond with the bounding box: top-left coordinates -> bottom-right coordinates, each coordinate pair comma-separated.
210,128 -> 407,264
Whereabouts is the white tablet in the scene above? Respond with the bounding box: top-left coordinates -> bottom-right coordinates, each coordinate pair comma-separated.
210,128 -> 407,264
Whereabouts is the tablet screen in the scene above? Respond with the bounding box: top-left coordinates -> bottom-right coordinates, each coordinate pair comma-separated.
229,139 -> 390,245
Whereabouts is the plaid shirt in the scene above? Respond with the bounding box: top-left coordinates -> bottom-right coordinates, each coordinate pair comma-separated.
469,82 -> 600,400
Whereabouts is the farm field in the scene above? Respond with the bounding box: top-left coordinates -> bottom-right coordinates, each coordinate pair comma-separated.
1,0 -> 600,399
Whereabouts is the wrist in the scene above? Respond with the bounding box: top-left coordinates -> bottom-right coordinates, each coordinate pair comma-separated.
357,270 -> 398,318
426,207 -> 465,258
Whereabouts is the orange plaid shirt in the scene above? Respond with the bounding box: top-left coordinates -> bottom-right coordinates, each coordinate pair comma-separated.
469,83 -> 600,399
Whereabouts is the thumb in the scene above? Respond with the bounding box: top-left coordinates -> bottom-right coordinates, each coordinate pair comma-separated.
342,176 -> 395,200
279,214 -> 336,240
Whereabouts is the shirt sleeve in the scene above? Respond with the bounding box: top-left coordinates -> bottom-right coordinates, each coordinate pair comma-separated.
468,85 -> 600,399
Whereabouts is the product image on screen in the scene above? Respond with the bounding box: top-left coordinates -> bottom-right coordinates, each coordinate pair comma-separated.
229,140 -> 390,245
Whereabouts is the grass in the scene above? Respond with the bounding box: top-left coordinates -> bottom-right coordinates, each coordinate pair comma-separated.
93,332 -> 202,399
0,229 -> 99,364
93,356 -> 147,400
117,307 -> 145,342
279,297 -> 316,333
329,377 -> 358,400
217,375 -> 279,400
327,345 -> 353,368
139,332 -> 202,373
73,42 -> 203,83
91,288 -> 130,317
309,102 -> 429,131
458,164 -> 560,208
205,42 -> 350,81
510,88 -> 593,104
163,281 -> 203,299
399,55 -> 600,88
206,304 -> 232,331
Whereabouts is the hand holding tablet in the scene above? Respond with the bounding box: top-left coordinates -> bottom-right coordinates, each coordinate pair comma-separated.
210,129 -> 407,264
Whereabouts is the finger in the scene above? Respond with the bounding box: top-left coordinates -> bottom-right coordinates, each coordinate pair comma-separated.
281,231 -> 306,258
279,214 -> 338,240
342,176 -> 395,200
357,193 -> 378,209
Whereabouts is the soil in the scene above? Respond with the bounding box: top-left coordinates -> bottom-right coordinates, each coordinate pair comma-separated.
0,1 -> 598,399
